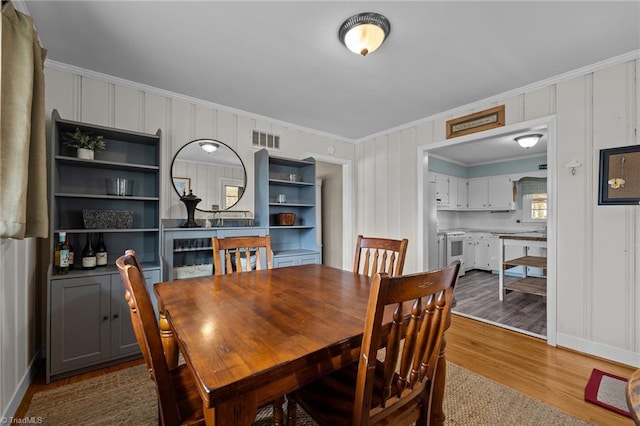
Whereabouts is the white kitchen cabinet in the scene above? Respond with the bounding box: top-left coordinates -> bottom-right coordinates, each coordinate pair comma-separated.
474,233 -> 491,271
434,173 -> 450,206
467,176 -> 515,210
488,176 -> 515,210
467,178 -> 489,209
464,234 -> 475,271
450,177 -> 468,209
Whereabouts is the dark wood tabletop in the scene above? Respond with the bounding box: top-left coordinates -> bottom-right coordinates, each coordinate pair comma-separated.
155,264 -> 372,425
154,263 -> 452,426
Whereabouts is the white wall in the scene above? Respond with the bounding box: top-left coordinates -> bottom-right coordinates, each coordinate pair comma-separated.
355,57 -> 640,365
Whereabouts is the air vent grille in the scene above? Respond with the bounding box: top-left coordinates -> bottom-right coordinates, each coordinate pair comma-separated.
252,130 -> 280,150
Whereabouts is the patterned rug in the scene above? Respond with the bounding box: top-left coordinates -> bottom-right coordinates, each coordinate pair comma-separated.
584,368 -> 631,418
25,362 -> 589,425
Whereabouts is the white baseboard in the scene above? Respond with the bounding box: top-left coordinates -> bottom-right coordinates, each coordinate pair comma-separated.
1,348 -> 43,422
557,333 -> 640,368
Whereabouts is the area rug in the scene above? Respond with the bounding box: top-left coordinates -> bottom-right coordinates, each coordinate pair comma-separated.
25,363 -> 588,425
584,368 -> 631,418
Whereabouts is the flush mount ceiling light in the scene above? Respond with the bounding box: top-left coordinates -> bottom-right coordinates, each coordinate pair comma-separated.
339,12 -> 391,56
199,141 -> 219,153
515,134 -> 542,149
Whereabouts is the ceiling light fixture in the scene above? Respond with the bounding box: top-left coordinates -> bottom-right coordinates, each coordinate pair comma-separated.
339,12 -> 391,56
515,134 -> 542,149
199,141 -> 219,153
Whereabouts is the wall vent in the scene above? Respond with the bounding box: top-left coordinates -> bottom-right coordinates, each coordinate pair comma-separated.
252,130 -> 280,150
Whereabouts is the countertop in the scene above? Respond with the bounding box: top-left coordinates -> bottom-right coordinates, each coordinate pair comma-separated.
499,234 -> 547,242
438,228 -> 546,239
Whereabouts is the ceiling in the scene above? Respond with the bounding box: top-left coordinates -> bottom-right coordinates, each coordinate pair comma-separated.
24,1 -> 640,150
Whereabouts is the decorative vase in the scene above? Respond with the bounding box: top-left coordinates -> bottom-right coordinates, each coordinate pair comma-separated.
77,148 -> 94,160
180,190 -> 202,228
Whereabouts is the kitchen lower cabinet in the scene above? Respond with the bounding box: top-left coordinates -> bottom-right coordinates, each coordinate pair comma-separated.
48,268 -> 159,382
464,235 -> 475,271
474,233 -> 491,271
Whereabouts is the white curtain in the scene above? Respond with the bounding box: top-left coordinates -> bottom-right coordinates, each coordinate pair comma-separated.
0,1 -> 48,239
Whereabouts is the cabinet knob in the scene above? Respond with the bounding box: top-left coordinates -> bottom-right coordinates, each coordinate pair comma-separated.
113,314 -> 119,319
102,316 -> 109,321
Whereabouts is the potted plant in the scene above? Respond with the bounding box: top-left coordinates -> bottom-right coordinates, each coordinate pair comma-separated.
63,128 -> 106,160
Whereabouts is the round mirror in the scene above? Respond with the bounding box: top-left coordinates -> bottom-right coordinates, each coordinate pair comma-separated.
171,139 -> 247,212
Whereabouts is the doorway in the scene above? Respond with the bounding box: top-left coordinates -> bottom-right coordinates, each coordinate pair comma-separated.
416,116 -> 557,345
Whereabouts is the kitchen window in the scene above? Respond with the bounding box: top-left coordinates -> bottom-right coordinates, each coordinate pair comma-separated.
523,193 -> 547,221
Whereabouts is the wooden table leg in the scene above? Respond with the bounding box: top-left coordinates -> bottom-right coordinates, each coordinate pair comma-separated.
158,301 -> 179,369
430,334 -> 448,426
204,394 -> 258,426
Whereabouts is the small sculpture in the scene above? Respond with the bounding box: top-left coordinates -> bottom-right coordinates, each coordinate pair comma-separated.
180,190 -> 202,228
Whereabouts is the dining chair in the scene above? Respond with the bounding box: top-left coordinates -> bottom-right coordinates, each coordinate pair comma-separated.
286,261 -> 461,426
116,249 -> 204,426
212,235 -> 272,274
353,235 -> 409,277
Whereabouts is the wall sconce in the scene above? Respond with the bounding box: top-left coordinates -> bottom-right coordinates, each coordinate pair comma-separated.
339,12 -> 391,56
199,141 -> 219,153
514,134 -> 542,149
564,160 -> 582,175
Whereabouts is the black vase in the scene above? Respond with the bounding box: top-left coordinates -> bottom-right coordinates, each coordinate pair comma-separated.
180,190 -> 202,228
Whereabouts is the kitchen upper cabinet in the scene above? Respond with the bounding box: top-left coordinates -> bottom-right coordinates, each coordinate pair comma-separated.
467,176 -> 515,210
468,178 -> 489,209
488,176 -> 515,210
434,173 -> 450,206
447,176 -> 468,209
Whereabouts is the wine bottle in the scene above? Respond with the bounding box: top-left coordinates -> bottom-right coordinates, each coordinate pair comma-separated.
66,233 -> 75,270
54,232 -> 69,275
96,232 -> 108,267
82,233 -> 97,270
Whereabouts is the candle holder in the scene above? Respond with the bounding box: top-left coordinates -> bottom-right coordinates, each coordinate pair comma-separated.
180,190 -> 202,228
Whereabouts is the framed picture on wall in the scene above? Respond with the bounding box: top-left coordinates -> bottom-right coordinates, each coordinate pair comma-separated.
173,177 -> 190,197
598,145 -> 640,205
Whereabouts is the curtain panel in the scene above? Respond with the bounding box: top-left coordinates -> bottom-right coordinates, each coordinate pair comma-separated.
0,1 -> 48,239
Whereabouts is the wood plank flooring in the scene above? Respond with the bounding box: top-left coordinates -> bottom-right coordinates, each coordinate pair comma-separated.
453,269 -> 547,336
447,315 -> 635,425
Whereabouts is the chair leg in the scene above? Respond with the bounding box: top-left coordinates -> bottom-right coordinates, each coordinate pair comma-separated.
273,397 -> 285,426
286,398 -> 297,426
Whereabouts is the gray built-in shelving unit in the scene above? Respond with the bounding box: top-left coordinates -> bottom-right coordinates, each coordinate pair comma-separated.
46,110 -> 161,382
254,149 -> 321,267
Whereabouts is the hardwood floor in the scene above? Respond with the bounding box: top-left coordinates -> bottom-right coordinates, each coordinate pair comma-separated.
447,315 -> 635,425
453,269 -> 546,336
14,318 -> 636,425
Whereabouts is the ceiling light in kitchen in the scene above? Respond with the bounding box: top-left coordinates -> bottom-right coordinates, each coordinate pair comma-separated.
515,134 -> 542,148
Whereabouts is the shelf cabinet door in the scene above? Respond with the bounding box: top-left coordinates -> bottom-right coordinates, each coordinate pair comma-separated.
50,275 -> 111,375
110,273 -> 141,357
488,176 -> 515,210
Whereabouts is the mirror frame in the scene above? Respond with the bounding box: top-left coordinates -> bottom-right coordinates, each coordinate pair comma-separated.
170,139 -> 247,212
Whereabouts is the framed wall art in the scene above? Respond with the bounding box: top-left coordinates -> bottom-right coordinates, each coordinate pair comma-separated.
598,145 -> 640,205
446,105 -> 505,139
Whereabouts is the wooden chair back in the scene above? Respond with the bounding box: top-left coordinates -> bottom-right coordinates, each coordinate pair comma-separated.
212,235 -> 272,275
353,235 -> 408,277
115,250 -> 183,425
354,260 -> 460,425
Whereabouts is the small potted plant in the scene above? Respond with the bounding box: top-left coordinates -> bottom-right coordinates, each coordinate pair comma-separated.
63,127 -> 106,160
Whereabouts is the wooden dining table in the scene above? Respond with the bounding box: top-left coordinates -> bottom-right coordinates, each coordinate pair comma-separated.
154,263 -> 451,426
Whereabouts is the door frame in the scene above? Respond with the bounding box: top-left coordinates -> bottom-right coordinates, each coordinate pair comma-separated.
305,152 -> 354,271
416,115 -> 557,346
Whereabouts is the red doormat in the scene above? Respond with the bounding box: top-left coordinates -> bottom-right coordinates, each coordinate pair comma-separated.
584,368 -> 631,418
